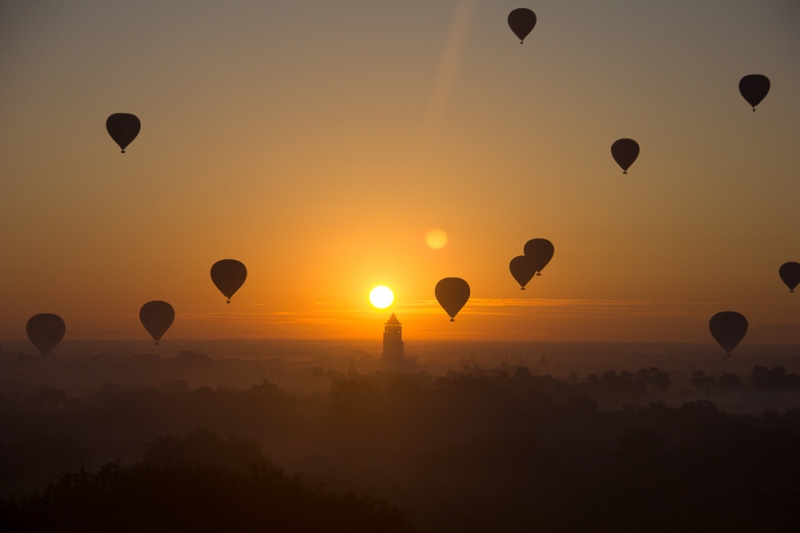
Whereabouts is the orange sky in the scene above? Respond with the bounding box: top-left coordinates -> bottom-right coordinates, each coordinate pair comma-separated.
1,1 -> 799,344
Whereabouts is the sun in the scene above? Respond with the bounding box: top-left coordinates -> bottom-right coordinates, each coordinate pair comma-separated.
369,285 -> 394,309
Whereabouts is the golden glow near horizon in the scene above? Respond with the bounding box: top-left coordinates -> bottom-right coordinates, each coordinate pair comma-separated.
0,2 -> 798,342
369,286 -> 394,309
425,229 -> 448,250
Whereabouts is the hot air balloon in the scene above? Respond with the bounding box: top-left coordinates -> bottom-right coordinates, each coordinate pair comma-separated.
523,238 -> 554,276
739,75 -> 770,111
779,262 -> 800,293
435,277 -> 470,322
139,301 -> 175,345
709,311 -> 748,356
26,313 -> 65,356
508,8 -> 536,44
611,139 -> 639,174
510,256 -> 536,290
106,113 -> 141,153
211,259 -> 247,303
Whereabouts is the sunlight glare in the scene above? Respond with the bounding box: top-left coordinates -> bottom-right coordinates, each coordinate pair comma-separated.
369,285 -> 394,309
426,229 -> 448,249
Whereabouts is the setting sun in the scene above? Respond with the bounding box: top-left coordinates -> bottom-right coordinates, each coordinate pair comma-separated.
369,285 -> 394,309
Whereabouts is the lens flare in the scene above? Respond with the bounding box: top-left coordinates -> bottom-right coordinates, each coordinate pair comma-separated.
369,286 -> 394,309
426,229 -> 448,249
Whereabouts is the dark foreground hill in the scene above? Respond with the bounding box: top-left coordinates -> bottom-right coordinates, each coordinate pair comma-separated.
1,432 -> 411,533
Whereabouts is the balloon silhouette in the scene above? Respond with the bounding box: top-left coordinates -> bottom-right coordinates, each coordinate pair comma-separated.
738,74 -> 770,111
709,311 -> 748,356
139,301 -> 175,345
611,139 -> 639,174
106,113 -> 141,153
523,238 -> 554,276
435,277 -> 470,322
779,262 -> 800,293
26,313 -> 65,356
510,256 -> 536,290
211,259 -> 247,303
508,8 -> 536,44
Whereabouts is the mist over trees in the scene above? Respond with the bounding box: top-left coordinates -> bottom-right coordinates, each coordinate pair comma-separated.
2,346 -> 800,531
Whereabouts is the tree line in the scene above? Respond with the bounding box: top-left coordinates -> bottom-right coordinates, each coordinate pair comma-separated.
2,362 -> 800,531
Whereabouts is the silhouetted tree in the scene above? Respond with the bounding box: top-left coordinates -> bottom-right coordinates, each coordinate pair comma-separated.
567,394 -> 598,419
0,434 -> 92,486
581,369 -> 647,398
160,380 -> 189,392
329,379 -> 384,429
0,462 -> 411,532
27,388 -> 68,410
679,400 -> 719,418
691,371 -> 715,394
143,429 -> 268,474
717,373 -> 742,393
312,366 -> 324,390
326,368 -> 346,382
752,366 -> 791,390
176,350 -> 210,365
615,427 -> 666,461
630,367 -> 671,394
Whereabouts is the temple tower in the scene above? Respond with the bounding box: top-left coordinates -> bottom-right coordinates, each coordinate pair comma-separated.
382,313 -> 404,360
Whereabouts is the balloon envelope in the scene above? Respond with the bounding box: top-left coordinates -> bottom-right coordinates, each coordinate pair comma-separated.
779,262 -> 800,293
140,301 -> 175,345
523,238 -> 554,275
211,259 -> 247,303
26,313 -> 65,356
738,74 -> 770,111
435,278 -> 470,321
106,113 -> 141,153
611,139 -> 639,174
510,256 -> 536,289
709,311 -> 748,355
508,8 -> 536,43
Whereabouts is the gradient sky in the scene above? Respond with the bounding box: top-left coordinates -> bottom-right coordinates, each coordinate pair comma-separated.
1,1 -> 799,343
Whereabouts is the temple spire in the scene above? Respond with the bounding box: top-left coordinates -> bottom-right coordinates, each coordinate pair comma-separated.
382,313 -> 404,361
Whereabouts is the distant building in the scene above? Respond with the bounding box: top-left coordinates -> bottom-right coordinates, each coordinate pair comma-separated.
382,313 -> 404,361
